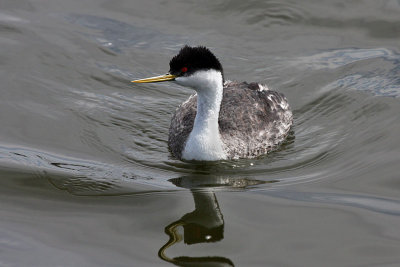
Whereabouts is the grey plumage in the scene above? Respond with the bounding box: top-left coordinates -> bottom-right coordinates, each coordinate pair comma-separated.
168,81 -> 293,160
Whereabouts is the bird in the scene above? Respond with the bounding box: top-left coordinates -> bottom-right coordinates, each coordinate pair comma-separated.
132,45 -> 293,161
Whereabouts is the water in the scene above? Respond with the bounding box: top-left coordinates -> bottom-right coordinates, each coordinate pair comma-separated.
1,0 -> 400,266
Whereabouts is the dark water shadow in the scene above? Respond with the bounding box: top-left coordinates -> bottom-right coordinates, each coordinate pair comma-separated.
157,175 -> 274,267
158,189 -> 233,267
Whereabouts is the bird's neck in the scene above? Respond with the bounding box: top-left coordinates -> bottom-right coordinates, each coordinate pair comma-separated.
182,70 -> 226,160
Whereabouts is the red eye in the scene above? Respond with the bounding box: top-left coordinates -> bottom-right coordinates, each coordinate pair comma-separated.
181,67 -> 188,73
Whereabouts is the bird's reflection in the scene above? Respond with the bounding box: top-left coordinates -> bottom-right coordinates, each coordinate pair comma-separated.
158,176 -> 274,267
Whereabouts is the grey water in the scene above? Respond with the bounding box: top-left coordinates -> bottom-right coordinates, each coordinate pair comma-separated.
1,0 -> 400,266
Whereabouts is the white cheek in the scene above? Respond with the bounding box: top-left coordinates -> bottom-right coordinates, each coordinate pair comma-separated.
175,76 -> 190,86
174,70 -> 223,93
175,76 -> 203,90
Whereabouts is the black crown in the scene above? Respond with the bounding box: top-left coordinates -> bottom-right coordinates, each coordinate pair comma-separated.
169,46 -> 224,79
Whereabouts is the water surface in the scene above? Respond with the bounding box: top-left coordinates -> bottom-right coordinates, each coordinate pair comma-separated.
1,0 -> 400,266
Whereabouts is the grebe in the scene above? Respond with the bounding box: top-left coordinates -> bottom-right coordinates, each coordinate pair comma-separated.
132,46 -> 292,161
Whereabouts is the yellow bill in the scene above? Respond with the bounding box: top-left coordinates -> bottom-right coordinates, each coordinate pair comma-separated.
131,74 -> 177,83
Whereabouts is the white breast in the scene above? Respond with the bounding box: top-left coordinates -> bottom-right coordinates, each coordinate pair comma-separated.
176,69 -> 227,161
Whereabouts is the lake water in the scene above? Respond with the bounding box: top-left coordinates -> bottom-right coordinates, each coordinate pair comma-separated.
1,0 -> 400,266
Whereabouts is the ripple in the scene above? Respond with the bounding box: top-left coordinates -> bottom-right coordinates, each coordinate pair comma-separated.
66,14 -> 189,53
0,144 -> 174,195
289,48 -> 400,97
0,13 -> 29,23
210,0 -> 307,26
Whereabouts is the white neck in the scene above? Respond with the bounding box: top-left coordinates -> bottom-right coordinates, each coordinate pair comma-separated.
176,70 -> 227,161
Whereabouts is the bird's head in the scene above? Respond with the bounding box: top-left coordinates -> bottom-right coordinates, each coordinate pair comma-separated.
132,46 -> 224,91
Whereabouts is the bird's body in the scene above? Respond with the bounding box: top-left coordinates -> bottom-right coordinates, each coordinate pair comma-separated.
132,46 -> 293,161
169,80 -> 292,160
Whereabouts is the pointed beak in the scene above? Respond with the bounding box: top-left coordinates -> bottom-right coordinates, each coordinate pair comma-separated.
131,73 -> 177,83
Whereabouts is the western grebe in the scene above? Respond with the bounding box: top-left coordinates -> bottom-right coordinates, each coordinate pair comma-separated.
132,46 -> 293,161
